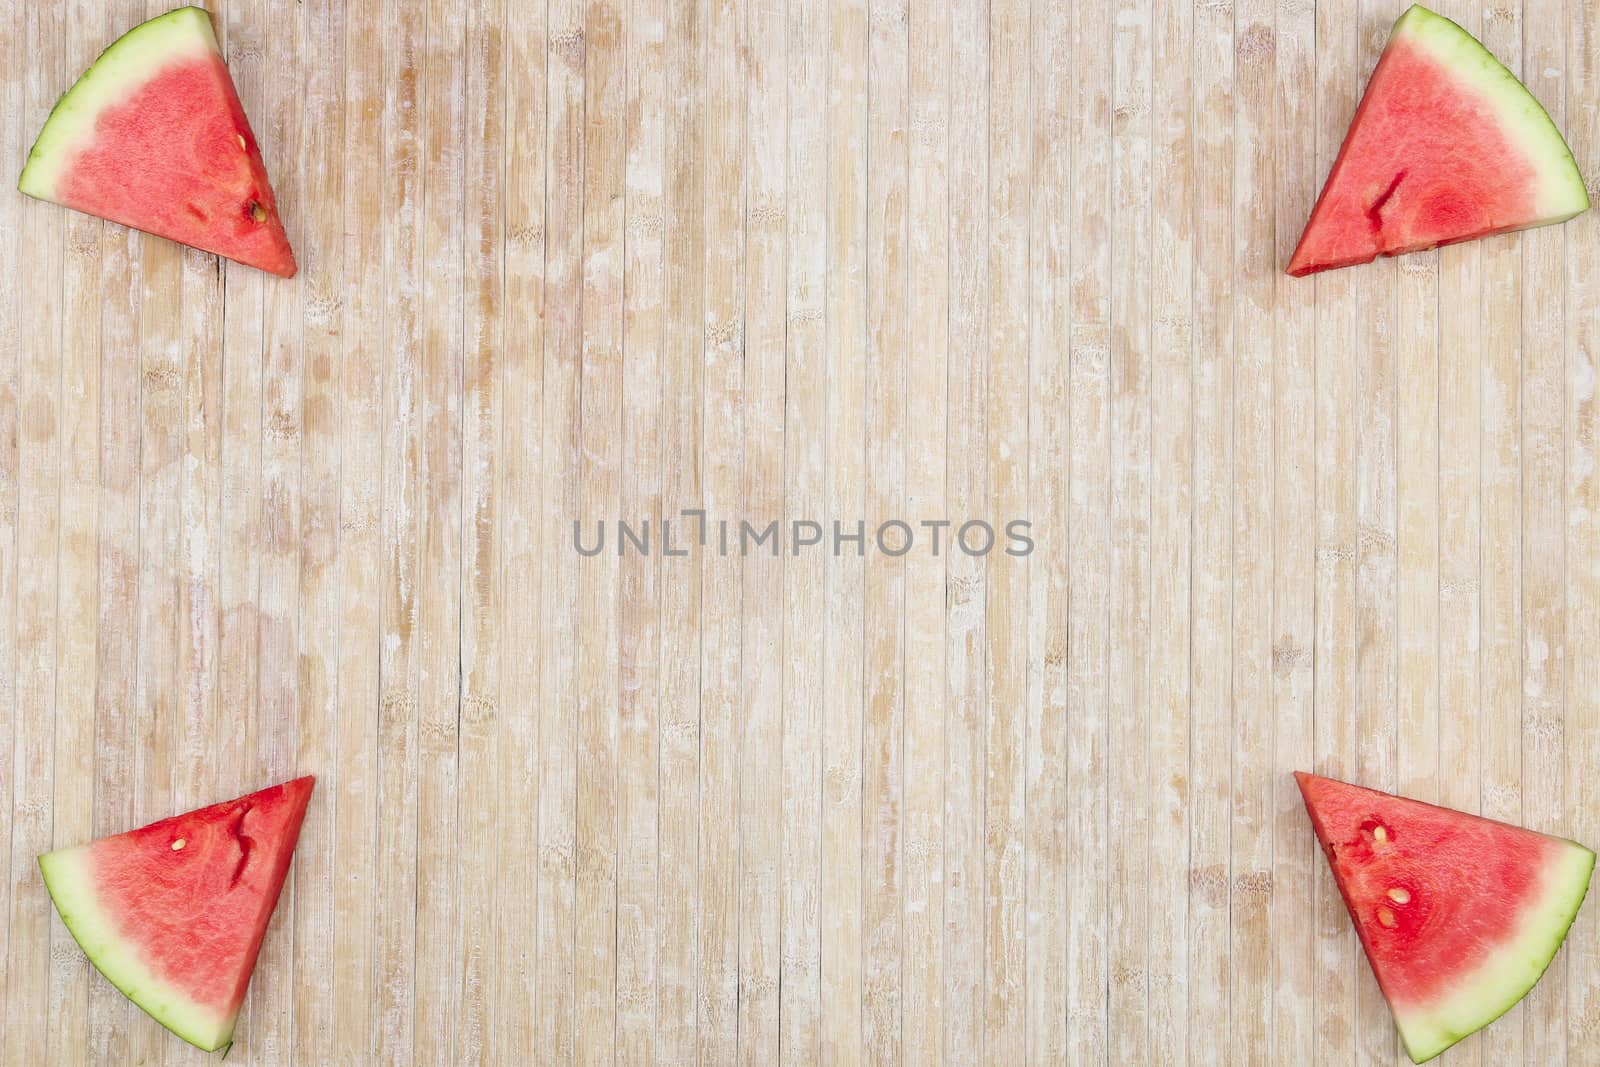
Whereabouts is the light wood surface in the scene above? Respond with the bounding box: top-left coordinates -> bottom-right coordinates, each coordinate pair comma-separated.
3,1 -> 1600,1064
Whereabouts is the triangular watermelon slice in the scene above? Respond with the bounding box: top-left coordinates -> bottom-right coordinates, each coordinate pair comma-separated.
40,776 -> 314,1053
1296,772 -> 1593,1063
17,7 -> 297,277
1287,4 -> 1588,276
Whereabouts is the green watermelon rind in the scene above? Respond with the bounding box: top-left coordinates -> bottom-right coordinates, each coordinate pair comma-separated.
1394,838 -> 1595,1064
17,7 -> 219,200
1395,4 -> 1589,223
39,845 -> 234,1053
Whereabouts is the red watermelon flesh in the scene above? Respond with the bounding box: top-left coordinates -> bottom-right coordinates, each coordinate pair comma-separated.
17,7 -> 296,277
1287,4 -> 1588,276
40,776 -> 314,1052
1296,772 -> 1593,1063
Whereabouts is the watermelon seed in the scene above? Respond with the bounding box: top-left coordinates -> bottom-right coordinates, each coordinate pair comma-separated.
171,838 -> 186,851
248,201 -> 267,223
1373,824 -> 1389,844
1377,907 -> 1398,928
1387,886 -> 1411,905
237,133 -> 246,151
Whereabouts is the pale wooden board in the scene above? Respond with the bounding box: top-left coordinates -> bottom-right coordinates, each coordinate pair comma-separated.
3,1 -> 1600,1064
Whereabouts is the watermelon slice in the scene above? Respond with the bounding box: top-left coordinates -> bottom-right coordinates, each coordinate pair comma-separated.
1287,4 -> 1588,276
17,7 -> 297,277
1296,772 -> 1593,1062
39,777 -> 314,1052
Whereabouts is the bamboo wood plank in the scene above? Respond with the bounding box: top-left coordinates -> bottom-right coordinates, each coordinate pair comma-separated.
1065,0 -> 1112,1059
1230,0 -> 1276,1062
8,5 -> 66,1064
1478,5 -> 1528,1065
493,0 -> 546,1062
1025,0 -> 1070,1061
862,0 -> 908,1060
412,0 -> 467,1059
573,0 -> 625,1058
985,0 -> 1030,1060
822,0 -> 867,1061
44,5 -> 105,1066
373,0 -> 425,1058
780,0 -> 828,1061
1312,0 -> 1363,1060
1565,0 -> 1600,1058
456,0 -> 506,1059
696,0 -> 746,1060
536,0 -> 584,1056
1188,0 -> 1233,1057
1520,5 -> 1572,1064
1106,1 -> 1153,1062
1147,0 -> 1195,1063
1272,0 -> 1321,1063
616,2 -> 664,1063
286,1 -> 344,1063
904,3 -> 950,1063
655,0 -> 706,1060
736,0 -> 786,1061
0,0 -> 20,1038
329,0 -> 386,1056
944,0 -> 988,1061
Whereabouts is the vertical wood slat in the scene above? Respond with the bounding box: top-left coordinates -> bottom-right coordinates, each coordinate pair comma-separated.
904,3 -> 950,1065
985,0 -> 1030,1062
1565,0 -> 1600,1058
943,0 -> 987,1060
373,0 -> 425,1056
781,0 -> 828,1060
1272,0 -> 1320,1060
413,0 -> 466,1058
494,0 -> 547,1055
46,3 -> 104,1066
1231,0 -> 1276,1061
1147,0 -> 1194,1062
696,0 -> 745,1059
574,0 -> 624,1056
538,0 -> 585,1059
862,0 -> 907,1061
330,0 -> 387,1056
738,0 -> 786,1060
1478,6 -> 1528,1067
656,0 -> 705,1058
1065,0 -> 1111,1059
0,0 -> 21,1040
822,0 -> 866,1061
616,0 -> 664,1061
1520,2 -> 1571,1063
85,3 -> 144,1061
457,0 -> 506,1059
1106,0 -> 1153,1060
289,0 -> 346,1061
8,3 -> 65,1066
1188,0 -> 1233,1058
1352,1 -> 1402,1062
1026,0 -> 1070,1061
1312,0 -> 1362,1060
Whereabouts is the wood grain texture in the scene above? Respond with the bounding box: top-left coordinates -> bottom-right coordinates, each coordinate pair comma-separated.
4,1 -> 1600,1064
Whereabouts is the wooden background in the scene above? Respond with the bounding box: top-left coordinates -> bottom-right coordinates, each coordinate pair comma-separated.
2,0 -> 1599,1063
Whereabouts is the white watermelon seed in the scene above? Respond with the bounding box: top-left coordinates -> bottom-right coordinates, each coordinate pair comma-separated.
1377,907 -> 1398,928
1373,825 -> 1388,844
171,838 -> 186,851
1387,887 -> 1411,904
